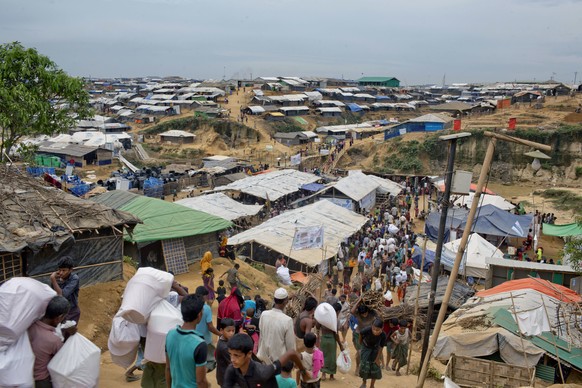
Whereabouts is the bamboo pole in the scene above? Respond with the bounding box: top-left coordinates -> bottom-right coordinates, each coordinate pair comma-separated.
509,291 -> 531,375
540,294 -> 565,383
417,131 -> 552,387
406,236 -> 427,375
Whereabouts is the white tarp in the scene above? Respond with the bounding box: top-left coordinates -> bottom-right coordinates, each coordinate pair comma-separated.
176,193 -> 262,221
213,169 -> 319,201
454,193 -> 515,211
441,233 -> 503,278
227,200 -> 367,267
333,172 -> 379,202
366,174 -> 405,196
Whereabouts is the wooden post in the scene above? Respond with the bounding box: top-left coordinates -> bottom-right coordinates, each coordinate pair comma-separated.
406,236 -> 427,375
509,291 -> 531,376
416,131 -> 552,387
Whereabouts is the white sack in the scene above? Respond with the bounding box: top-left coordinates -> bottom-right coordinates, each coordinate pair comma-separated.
144,300 -> 183,364
336,349 -> 352,374
314,303 -> 337,332
48,334 -> 100,388
0,331 -> 34,387
108,316 -> 140,356
276,266 -> 292,286
0,277 -> 57,351
110,347 -> 138,369
118,267 -> 173,324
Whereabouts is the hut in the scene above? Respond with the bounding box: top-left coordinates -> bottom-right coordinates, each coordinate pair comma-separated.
159,130 -> 196,144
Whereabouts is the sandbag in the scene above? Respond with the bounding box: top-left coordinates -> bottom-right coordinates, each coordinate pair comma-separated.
0,331 -> 34,387
0,277 -> 57,351
336,349 -> 352,374
144,300 -> 183,364
118,267 -> 173,324
48,334 -> 100,388
314,303 -> 337,332
108,316 -> 140,356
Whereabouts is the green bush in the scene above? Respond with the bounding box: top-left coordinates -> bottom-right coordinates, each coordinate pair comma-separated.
576,166 -> 582,178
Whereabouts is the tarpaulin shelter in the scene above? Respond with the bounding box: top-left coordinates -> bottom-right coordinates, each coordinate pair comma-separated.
411,244 -> 435,272
542,223 -> 582,237
0,166 -> 140,286
435,278 -> 582,371
213,169 -> 320,202
453,193 -> 515,211
323,171 -> 379,212
227,200 -> 367,270
176,193 -> 263,222
424,205 -> 533,242
92,191 -> 232,271
441,233 -> 504,279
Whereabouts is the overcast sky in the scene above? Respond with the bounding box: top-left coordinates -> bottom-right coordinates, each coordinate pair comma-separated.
2,0 -> 581,84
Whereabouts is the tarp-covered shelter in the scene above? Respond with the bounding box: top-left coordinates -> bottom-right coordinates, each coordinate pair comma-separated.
485,257 -> 576,288
0,166 -> 140,286
441,233 -> 504,279
213,169 -> 320,202
366,174 -> 405,196
435,278 -> 582,371
454,193 -> 515,211
323,171 -> 379,211
424,205 -> 533,242
405,275 -> 474,309
542,223 -> 582,237
92,191 -> 232,272
176,193 -> 263,222
227,200 -> 367,270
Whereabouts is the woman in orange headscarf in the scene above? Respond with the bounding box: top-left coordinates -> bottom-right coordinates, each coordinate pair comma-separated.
201,251 -> 213,274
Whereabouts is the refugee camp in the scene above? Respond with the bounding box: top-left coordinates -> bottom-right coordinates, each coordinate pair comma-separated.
2,2 -> 582,388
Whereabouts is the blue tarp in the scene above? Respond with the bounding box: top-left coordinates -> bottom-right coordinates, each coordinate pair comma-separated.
347,103 -> 363,112
424,204 -> 533,242
411,244 -> 435,272
301,183 -> 325,192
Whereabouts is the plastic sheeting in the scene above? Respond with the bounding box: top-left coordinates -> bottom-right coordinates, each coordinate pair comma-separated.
28,235 -> 124,287
228,200 -> 367,267
542,222 -> 582,237
441,233 -> 504,279
424,205 -> 533,241
176,193 -> 263,221
214,169 -> 320,201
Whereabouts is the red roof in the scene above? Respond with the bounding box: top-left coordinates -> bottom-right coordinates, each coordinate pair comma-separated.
477,278 -> 581,303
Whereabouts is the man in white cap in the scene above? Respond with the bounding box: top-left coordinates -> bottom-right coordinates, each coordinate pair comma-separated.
257,287 -> 296,363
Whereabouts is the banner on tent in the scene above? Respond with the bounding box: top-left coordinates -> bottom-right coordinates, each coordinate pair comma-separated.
291,226 -> 324,250
290,153 -> 301,166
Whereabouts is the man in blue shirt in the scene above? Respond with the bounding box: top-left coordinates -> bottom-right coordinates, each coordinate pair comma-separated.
165,294 -> 209,388
194,286 -> 221,371
50,256 -> 80,323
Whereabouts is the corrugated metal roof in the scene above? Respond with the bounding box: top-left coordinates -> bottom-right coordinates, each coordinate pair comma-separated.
279,106 -> 310,112
317,107 -> 342,113
38,143 -> 99,157
357,76 -> 399,82
160,130 -> 195,138
409,113 -> 454,123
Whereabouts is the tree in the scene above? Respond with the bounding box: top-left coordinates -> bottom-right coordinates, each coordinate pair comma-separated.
0,42 -> 90,160
561,217 -> 582,273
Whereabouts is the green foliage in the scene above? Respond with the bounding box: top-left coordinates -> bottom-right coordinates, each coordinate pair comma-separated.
562,217 -> 582,274
536,189 -> 582,215
272,119 -> 304,133
576,166 -> 582,178
0,42 -> 91,160
144,116 -> 258,140
382,139 -> 423,173
123,255 -> 139,269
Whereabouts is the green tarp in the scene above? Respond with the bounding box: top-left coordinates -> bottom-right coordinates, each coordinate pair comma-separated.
93,191 -> 232,243
543,223 -> 582,237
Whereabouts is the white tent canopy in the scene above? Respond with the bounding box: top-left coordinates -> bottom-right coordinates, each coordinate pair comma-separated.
454,193 -> 515,211
213,169 -> 319,201
366,174 -> 405,196
227,200 -> 367,267
441,233 -> 503,278
176,193 -> 263,221
334,172 -> 379,201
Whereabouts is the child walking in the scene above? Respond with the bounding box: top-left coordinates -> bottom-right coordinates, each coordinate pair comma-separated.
297,332 -> 323,388
390,319 -> 411,376
277,361 -> 298,388
359,318 -> 387,388
216,318 -> 236,387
